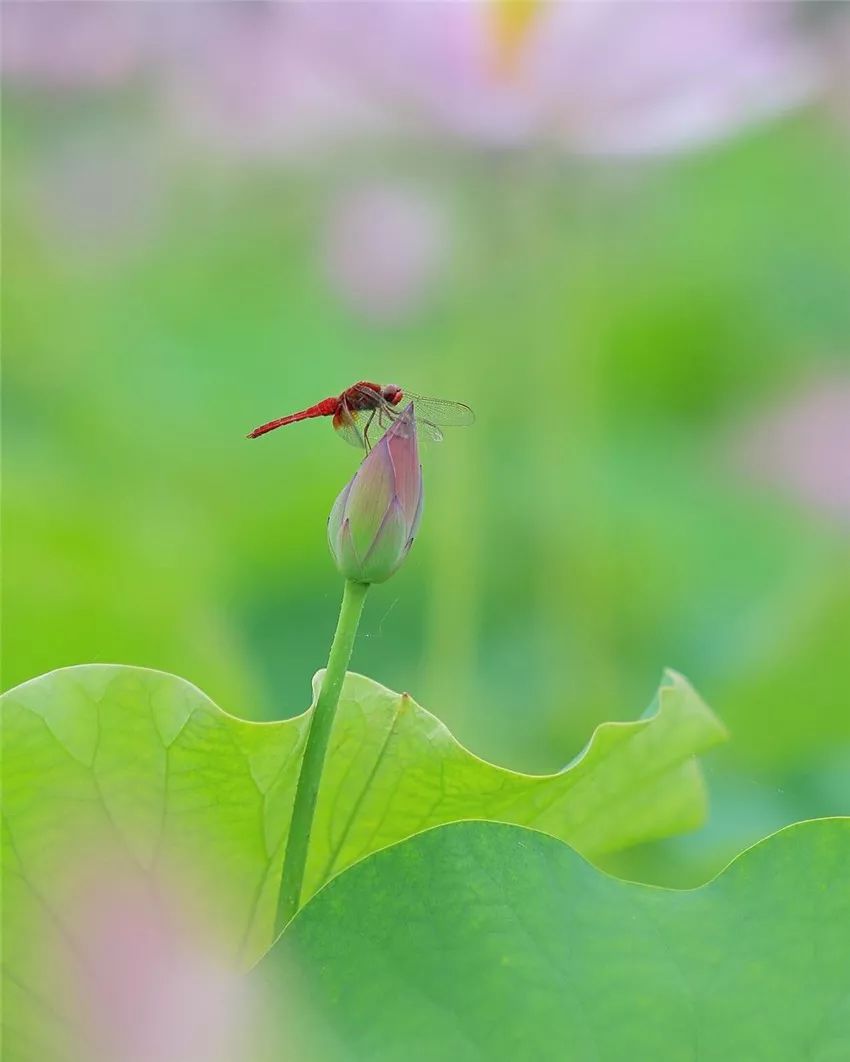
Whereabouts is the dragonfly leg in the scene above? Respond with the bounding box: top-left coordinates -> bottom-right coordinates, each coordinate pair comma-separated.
362,410 -> 377,453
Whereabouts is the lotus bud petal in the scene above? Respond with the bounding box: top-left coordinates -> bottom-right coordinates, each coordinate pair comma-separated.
327,405 -> 423,584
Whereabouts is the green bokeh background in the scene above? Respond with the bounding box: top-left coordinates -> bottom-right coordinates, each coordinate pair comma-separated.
3,79 -> 849,885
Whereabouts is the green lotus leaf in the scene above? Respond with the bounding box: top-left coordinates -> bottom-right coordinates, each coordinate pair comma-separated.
272,817 -> 850,1061
2,662 -> 723,1058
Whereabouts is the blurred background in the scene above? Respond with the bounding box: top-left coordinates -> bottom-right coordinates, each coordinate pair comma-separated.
3,0 -> 849,887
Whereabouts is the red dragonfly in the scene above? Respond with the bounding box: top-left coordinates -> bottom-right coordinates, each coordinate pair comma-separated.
247,381 -> 475,450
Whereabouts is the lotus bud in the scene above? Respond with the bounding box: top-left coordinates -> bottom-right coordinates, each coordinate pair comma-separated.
328,404 -> 423,584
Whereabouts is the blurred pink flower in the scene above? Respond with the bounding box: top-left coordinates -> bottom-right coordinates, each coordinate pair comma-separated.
159,4 -> 387,161
0,1 -> 154,90
321,182 -> 450,321
730,375 -> 850,523
4,3 -> 818,159
284,1 -> 818,154
65,869 -> 252,1062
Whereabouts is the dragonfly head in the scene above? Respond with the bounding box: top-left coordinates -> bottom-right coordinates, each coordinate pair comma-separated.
382,384 -> 404,406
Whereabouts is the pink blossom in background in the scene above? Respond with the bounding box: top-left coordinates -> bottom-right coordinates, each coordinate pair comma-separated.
321,182 -> 450,322
2,2 -> 820,158
158,3 -> 388,161
287,1 -> 818,155
0,0 -> 154,90
730,375 -> 850,523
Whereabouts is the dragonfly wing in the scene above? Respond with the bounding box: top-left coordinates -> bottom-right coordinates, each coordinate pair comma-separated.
417,419 -> 444,443
334,388 -> 470,449
400,392 -> 476,427
333,406 -> 367,449
378,404 -> 444,444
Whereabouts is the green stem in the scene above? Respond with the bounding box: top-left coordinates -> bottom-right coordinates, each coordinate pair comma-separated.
277,578 -> 369,930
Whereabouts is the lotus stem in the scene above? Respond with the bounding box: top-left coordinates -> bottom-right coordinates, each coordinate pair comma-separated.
277,578 -> 369,929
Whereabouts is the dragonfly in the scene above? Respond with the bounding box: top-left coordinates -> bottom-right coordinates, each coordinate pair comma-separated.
247,381 -> 475,450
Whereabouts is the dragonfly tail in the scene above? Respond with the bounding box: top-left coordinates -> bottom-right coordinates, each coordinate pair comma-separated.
247,400 -> 335,439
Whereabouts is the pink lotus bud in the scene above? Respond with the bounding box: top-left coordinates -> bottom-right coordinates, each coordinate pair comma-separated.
328,405 -> 423,584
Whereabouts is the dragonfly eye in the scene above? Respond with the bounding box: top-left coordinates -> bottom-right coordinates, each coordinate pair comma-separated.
383,385 -> 403,406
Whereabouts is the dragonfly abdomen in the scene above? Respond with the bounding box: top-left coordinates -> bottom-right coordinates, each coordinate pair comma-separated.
247,396 -> 338,439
